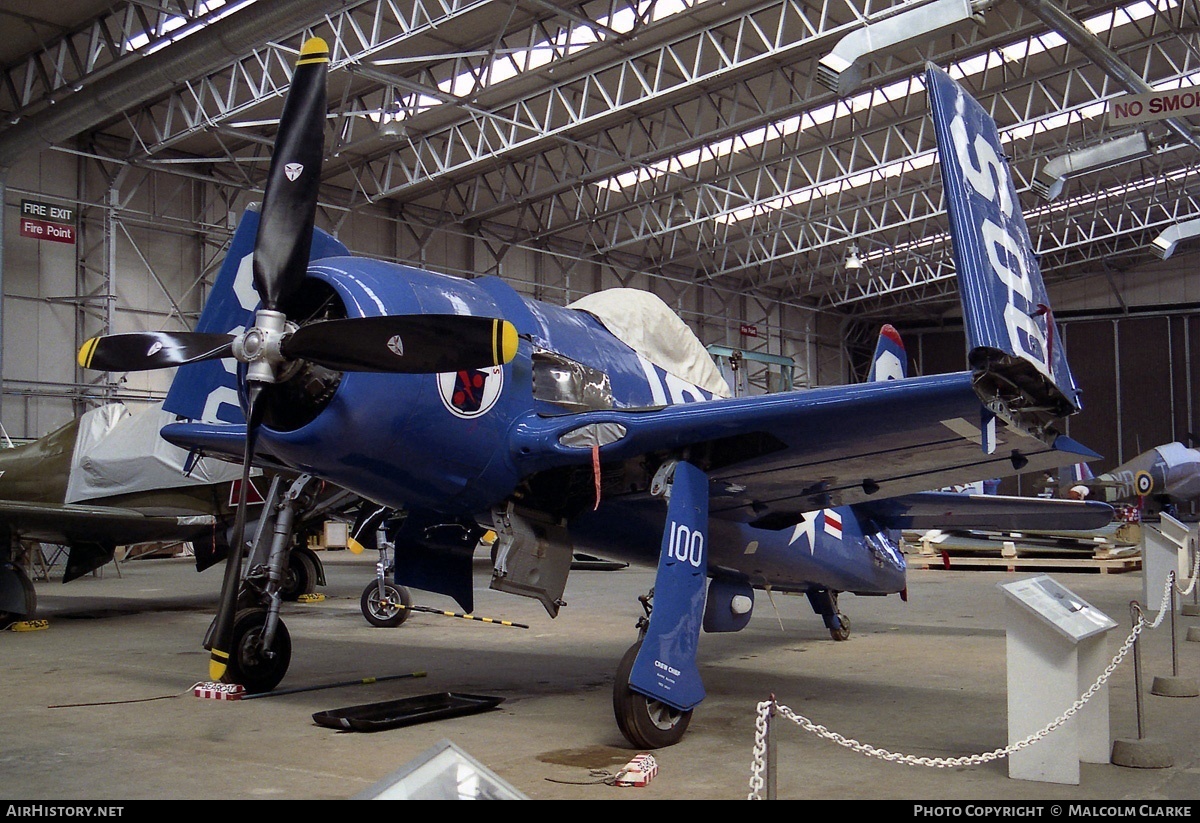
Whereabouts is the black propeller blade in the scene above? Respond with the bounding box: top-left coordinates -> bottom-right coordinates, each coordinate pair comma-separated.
207,388 -> 264,682
77,331 -> 235,372
208,35 -> 331,685
282,314 -> 518,373
252,38 -> 330,313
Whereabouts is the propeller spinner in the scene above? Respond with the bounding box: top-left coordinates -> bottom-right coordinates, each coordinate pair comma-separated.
76,36 -> 518,688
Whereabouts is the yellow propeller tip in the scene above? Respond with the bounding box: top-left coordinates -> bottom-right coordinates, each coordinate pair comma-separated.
298,37 -> 330,64
346,537 -> 365,555
500,321 -> 519,365
209,650 -> 229,682
77,338 -> 98,369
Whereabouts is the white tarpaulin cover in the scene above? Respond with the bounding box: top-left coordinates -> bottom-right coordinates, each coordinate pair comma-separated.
65,402 -> 244,503
567,289 -> 731,398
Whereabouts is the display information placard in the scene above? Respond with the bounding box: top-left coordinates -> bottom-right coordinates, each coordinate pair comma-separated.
999,575 -> 1116,642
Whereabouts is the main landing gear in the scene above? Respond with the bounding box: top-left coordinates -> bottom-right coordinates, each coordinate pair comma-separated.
613,591 -> 693,749
0,556 -> 35,630
610,459 -> 709,750
213,474 -> 333,693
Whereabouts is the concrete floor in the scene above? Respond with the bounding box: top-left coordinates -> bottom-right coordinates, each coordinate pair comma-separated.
3,549 -> 1200,801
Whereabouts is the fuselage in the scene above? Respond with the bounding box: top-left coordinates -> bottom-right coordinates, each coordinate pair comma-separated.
258,259 -> 722,515
246,258 -> 906,597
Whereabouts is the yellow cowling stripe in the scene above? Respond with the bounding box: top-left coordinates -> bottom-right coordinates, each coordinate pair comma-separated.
297,37 -> 330,65
77,338 -> 98,368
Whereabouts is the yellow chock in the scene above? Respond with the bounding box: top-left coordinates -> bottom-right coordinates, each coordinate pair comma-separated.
9,619 -> 49,632
297,593 -> 326,604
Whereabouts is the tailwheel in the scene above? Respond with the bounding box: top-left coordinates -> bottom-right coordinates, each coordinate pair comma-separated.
612,640 -> 692,749
360,580 -> 411,628
224,608 -> 291,693
829,613 -> 851,641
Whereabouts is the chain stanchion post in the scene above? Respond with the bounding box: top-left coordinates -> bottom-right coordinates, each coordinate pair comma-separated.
765,695 -> 777,800
1112,602 -> 1174,768
1185,534 -> 1200,616
1151,571 -> 1199,697
1172,582 -> 1180,675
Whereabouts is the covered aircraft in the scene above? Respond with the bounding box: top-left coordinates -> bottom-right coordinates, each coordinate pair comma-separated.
0,402 -> 346,628
76,43 -> 1112,748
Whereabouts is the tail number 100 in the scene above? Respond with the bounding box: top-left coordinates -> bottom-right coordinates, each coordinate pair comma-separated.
668,521 -> 704,567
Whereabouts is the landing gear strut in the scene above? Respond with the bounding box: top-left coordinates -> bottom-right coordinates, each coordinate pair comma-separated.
213,474 -> 325,691
359,523 -> 412,628
611,459 -> 708,749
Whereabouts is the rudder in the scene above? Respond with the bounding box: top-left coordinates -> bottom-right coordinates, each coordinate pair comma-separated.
927,65 -> 1081,431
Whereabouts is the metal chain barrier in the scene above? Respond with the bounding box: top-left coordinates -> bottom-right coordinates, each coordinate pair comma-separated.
748,546 -> 1200,800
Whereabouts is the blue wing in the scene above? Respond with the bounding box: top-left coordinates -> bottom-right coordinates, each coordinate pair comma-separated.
509,369 -> 1096,529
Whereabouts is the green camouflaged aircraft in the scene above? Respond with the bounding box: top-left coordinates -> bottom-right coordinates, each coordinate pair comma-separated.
0,402 -> 341,627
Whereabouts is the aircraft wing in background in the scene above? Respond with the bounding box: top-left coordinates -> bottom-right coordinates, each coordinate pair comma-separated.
0,499 -> 216,582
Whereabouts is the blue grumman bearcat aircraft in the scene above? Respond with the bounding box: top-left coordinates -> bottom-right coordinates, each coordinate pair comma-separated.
78,43 -> 1113,748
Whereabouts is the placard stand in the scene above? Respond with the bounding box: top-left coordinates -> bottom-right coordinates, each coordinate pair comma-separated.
1143,512 -> 1190,611
1139,513 -> 1200,696
999,576 -> 1117,784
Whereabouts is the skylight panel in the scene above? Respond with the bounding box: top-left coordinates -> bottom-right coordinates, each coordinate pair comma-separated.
438,0 -> 703,99
125,1 -> 258,55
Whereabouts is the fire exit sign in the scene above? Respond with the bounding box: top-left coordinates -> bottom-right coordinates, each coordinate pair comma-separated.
19,199 -> 76,244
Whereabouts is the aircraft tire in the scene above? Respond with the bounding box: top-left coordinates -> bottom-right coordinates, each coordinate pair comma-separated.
225,608 -> 291,693
360,580 -> 411,628
612,640 -> 692,749
280,550 -> 318,602
829,613 -> 851,641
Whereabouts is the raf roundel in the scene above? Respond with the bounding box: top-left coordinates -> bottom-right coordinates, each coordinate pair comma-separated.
1135,470 -> 1154,496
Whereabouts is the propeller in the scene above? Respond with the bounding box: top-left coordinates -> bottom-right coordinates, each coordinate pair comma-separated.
78,331 -> 234,371
78,314 -> 517,375
76,36 -> 518,687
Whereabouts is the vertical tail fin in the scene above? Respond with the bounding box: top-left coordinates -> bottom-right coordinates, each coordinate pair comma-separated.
927,65 -> 1081,433
161,207 -> 349,424
867,324 -> 907,382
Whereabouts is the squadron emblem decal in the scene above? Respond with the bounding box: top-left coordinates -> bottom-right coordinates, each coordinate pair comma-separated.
438,366 -> 504,419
